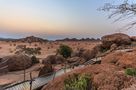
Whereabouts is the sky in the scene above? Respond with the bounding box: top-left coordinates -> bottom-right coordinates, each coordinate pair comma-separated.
0,0 -> 136,40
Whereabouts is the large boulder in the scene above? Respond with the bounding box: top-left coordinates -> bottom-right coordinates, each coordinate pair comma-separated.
3,54 -> 32,71
101,33 -> 131,49
42,55 -> 66,65
73,45 -> 101,60
38,64 -> 53,77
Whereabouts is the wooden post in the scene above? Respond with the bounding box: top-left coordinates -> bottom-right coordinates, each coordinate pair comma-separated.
64,62 -> 67,73
24,69 -> 26,81
23,57 -> 26,81
53,72 -> 56,81
30,72 -> 33,90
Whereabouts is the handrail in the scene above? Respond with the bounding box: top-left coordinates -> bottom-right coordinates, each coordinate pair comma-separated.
4,80 -> 30,89
0,65 -> 8,70
3,56 -> 102,90
3,68 -> 65,89
0,59 -> 8,66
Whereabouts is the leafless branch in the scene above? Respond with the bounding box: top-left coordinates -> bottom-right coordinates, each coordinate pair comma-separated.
100,0 -> 136,30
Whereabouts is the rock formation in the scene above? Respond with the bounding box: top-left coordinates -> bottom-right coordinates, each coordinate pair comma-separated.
101,33 -> 131,49
42,55 -> 66,65
38,64 -> 53,77
3,54 -> 32,71
102,51 -> 136,69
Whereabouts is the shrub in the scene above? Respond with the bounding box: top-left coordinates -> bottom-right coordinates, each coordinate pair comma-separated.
64,73 -> 91,90
100,47 -> 109,53
58,44 -> 72,58
31,55 -> 39,64
125,68 -> 136,77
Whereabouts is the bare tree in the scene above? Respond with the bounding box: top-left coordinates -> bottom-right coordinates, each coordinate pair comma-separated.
100,0 -> 136,30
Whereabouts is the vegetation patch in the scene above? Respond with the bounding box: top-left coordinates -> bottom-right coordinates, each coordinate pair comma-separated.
31,55 -> 39,64
57,44 -> 73,58
64,73 -> 92,90
125,68 -> 136,77
100,47 -> 109,53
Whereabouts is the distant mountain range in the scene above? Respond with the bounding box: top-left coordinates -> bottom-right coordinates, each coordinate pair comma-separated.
0,36 -> 48,42
0,36 -> 100,42
56,38 -> 100,41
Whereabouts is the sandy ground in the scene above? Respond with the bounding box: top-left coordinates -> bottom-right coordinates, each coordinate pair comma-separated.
0,41 -> 100,85
0,64 -> 42,85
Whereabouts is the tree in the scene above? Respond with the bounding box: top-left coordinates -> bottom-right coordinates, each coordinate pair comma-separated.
57,44 -> 73,58
31,55 -> 39,64
100,0 -> 136,30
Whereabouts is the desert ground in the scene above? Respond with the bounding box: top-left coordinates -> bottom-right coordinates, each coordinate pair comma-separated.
1,33 -> 136,90
0,40 -> 100,85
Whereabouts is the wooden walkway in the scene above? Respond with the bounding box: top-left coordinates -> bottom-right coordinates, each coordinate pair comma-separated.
3,69 -> 71,90
3,57 -> 102,90
84,57 -> 101,65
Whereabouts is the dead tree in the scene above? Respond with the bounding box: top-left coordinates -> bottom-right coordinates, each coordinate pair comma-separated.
100,0 -> 136,30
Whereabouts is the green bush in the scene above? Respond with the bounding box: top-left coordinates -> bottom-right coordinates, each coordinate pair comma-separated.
64,73 -> 91,90
31,55 -> 39,64
100,47 -> 109,53
58,44 -> 72,58
125,68 -> 136,77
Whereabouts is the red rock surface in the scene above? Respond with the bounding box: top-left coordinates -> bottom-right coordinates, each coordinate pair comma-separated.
42,64 -> 136,90
102,51 -> 136,69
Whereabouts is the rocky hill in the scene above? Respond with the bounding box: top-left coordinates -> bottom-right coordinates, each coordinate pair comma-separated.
17,36 -> 48,43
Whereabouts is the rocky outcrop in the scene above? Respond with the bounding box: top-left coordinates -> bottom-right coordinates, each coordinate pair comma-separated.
130,36 -> 136,41
67,57 -> 85,66
101,33 -> 131,49
110,44 -> 118,51
73,44 -> 101,60
38,64 -> 53,77
42,55 -> 66,65
3,54 -> 32,71
102,51 -> 136,69
18,36 -> 48,43
42,64 -> 136,90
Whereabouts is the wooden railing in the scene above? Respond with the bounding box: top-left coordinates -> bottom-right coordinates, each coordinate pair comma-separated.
0,59 -> 8,75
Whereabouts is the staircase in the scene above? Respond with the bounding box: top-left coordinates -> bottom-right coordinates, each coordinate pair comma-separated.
84,57 -> 101,65
0,58 -> 8,75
